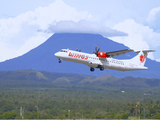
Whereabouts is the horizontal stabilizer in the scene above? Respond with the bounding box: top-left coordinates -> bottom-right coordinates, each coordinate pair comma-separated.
135,50 -> 155,53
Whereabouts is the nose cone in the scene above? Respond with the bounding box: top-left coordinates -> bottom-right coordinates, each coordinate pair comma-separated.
54,52 -> 62,58
54,52 -> 59,57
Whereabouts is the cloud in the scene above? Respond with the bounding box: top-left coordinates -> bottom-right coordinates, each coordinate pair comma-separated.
156,59 -> 160,62
1,0 -> 159,63
0,0 -> 128,62
147,7 -> 160,23
147,7 -> 160,31
109,19 -> 160,60
47,20 -> 128,37
0,0 -> 92,62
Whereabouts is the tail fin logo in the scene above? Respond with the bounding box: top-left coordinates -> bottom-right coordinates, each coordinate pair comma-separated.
140,55 -> 145,63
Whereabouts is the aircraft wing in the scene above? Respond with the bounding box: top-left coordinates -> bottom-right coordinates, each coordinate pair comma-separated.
106,49 -> 133,57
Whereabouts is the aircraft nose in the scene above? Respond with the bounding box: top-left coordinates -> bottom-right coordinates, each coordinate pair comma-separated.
54,52 -> 61,58
54,52 -> 58,57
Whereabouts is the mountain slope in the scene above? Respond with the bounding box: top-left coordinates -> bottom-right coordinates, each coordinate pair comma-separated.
0,33 -> 159,78
0,70 -> 160,87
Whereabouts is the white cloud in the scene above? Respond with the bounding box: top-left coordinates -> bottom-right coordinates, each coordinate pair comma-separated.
156,59 -> 160,62
47,20 -> 127,37
0,0 -> 129,62
109,19 -> 160,60
147,7 -> 160,23
1,0 -> 159,63
0,0 -> 92,62
147,7 -> 160,31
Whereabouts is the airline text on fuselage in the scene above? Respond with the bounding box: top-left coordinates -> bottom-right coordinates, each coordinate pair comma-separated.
68,52 -> 88,60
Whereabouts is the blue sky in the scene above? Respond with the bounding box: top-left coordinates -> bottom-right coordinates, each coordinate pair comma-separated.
0,0 -> 160,62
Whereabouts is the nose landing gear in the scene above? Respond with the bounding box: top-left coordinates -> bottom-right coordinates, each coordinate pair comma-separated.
58,59 -> 61,63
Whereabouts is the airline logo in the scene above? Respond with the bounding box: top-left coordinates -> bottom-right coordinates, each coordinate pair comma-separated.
140,55 -> 145,63
68,52 -> 88,60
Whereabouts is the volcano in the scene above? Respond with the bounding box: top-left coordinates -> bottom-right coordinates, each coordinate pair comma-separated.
0,33 -> 159,78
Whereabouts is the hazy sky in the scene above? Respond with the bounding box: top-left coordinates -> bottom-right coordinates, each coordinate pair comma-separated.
0,0 -> 160,62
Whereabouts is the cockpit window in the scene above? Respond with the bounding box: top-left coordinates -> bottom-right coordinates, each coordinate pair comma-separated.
60,50 -> 68,53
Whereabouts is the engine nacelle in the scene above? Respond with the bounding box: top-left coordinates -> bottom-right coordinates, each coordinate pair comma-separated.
97,52 -> 110,57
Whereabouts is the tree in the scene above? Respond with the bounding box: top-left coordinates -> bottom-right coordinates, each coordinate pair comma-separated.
2,104 -> 15,112
0,115 -> 2,119
3,112 -> 17,119
44,114 -> 54,119
152,113 -> 160,119
27,112 -> 42,119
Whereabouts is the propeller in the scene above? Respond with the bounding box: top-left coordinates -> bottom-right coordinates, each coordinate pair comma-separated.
76,48 -> 78,51
76,48 -> 81,52
92,45 -> 100,56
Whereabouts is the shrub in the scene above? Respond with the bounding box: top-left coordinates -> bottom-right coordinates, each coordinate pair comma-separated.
3,112 -> 17,119
114,115 -> 122,119
121,114 -> 128,119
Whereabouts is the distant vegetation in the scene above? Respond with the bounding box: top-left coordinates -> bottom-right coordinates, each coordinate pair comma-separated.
0,70 -> 160,119
0,70 -> 160,87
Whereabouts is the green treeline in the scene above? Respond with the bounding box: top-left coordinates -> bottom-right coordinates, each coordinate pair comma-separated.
0,87 -> 160,119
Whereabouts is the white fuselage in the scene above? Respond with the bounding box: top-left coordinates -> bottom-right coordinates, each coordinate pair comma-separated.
54,49 -> 148,71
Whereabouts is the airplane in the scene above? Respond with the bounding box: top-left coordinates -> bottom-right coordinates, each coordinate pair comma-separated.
54,46 -> 155,72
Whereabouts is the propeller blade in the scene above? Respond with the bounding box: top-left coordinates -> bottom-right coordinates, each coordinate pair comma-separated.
93,46 -> 100,56
95,45 -> 97,53
97,48 -> 100,52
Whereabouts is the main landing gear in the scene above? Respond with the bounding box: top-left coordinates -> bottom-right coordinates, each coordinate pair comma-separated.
90,67 -> 95,72
90,66 -> 104,72
100,67 -> 104,71
98,65 -> 104,71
